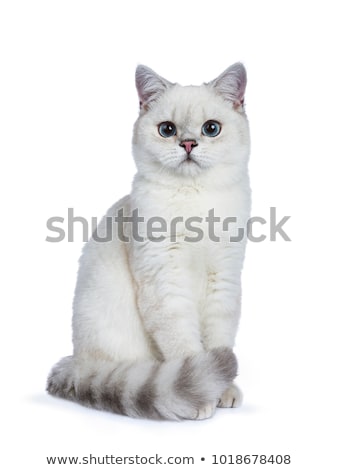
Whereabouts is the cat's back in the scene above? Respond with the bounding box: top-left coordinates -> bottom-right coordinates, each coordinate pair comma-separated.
74,194 -> 133,296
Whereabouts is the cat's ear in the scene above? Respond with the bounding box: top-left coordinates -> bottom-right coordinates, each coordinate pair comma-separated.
207,62 -> 247,110
135,65 -> 173,111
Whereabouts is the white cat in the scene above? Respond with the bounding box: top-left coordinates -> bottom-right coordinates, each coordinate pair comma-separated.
47,63 -> 251,420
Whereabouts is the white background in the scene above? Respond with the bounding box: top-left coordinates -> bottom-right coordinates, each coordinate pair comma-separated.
1,1 -> 338,468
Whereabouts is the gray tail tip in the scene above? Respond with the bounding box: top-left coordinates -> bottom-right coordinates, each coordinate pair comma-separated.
212,346 -> 238,381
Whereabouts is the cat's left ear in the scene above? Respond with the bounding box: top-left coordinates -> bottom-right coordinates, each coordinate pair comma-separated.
207,62 -> 247,110
135,65 -> 173,111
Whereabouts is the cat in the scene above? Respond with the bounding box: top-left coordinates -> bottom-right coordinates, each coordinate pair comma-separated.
47,62 -> 251,420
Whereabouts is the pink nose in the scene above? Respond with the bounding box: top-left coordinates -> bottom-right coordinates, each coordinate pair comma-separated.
179,140 -> 198,154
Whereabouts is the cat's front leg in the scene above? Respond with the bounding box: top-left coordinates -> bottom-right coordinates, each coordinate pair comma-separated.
201,243 -> 245,350
202,246 -> 245,406
131,240 -> 203,360
201,272 -> 242,351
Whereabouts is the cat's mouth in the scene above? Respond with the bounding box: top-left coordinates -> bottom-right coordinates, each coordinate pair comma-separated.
181,154 -> 200,167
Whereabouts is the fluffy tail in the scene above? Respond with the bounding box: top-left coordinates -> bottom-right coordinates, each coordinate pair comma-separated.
47,348 -> 237,420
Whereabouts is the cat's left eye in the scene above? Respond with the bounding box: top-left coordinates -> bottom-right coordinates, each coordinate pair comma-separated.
158,122 -> 177,138
201,120 -> 221,137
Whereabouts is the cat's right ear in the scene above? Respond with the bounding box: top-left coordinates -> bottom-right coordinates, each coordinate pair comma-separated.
207,63 -> 247,111
135,65 -> 173,111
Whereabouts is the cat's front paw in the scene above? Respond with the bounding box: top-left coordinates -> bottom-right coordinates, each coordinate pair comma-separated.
194,400 -> 217,420
217,383 -> 243,408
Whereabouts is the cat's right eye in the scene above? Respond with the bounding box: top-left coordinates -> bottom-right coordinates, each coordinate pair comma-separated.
158,122 -> 177,138
201,120 -> 221,137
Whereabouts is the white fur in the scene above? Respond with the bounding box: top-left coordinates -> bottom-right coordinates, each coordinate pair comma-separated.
49,64 -> 251,419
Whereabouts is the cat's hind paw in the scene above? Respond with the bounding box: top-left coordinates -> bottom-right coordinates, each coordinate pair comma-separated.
217,383 -> 243,408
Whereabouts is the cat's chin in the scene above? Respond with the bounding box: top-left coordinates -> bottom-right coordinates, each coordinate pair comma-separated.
175,160 -> 205,177
177,152 -> 217,176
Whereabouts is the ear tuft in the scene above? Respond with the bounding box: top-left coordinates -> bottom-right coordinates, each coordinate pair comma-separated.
208,62 -> 247,109
135,65 -> 173,111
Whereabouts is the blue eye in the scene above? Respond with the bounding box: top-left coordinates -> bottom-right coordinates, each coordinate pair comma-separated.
158,121 -> 177,138
201,120 -> 221,137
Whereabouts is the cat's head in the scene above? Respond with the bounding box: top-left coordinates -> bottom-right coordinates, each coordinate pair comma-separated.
132,64 -> 250,184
